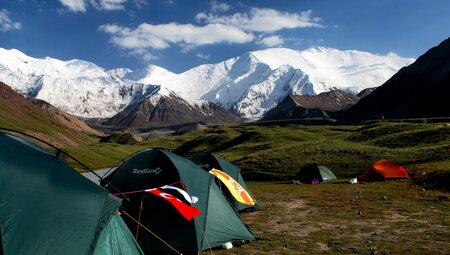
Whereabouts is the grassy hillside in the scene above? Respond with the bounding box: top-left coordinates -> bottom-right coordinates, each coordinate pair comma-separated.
0,104 -> 97,148
0,83 -> 98,147
66,122 -> 450,185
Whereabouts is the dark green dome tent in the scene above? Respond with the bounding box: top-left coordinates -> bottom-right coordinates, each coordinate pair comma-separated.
102,149 -> 255,254
295,164 -> 337,184
0,132 -> 143,255
190,152 -> 260,212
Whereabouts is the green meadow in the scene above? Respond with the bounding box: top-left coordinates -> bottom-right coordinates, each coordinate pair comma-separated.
67,122 -> 450,183
63,121 -> 450,254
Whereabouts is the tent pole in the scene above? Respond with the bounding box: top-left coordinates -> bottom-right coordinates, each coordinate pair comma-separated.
135,201 -> 143,239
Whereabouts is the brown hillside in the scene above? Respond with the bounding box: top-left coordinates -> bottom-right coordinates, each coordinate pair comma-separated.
31,98 -> 102,136
105,94 -> 241,129
0,82 -> 98,147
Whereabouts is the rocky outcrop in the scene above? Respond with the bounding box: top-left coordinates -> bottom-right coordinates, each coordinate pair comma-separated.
261,90 -> 359,121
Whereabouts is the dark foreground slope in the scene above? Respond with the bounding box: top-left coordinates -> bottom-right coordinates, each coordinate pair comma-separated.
342,37 -> 450,121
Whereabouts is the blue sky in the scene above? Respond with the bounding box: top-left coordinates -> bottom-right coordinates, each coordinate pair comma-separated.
1,0 -> 449,73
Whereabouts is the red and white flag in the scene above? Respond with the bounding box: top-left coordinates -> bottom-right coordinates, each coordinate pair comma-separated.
145,188 -> 201,221
160,185 -> 198,204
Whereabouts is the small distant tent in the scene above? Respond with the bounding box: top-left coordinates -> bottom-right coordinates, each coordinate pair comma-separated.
358,160 -> 409,182
295,164 -> 337,184
102,149 -> 255,254
190,152 -> 260,212
0,132 -> 143,255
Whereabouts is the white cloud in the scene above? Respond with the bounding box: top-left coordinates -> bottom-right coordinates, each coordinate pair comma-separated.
133,0 -> 148,8
130,48 -> 158,61
99,6 -> 324,61
258,35 -> 284,47
196,8 -> 322,33
210,0 -> 230,12
58,0 -> 87,12
99,22 -> 254,51
196,53 -> 210,59
0,9 -> 22,31
90,0 -> 127,11
58,0 -> 127,12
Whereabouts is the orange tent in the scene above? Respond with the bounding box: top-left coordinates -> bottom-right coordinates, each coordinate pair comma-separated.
358,160 -> 409,182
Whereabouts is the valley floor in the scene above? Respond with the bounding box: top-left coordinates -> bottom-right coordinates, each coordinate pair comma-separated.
213,181 -> 450,255
69,122 -> 450,254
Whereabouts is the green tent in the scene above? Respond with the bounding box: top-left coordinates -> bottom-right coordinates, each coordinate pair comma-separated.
295,164 -> 337,184
189,152 -> 260,212
102,149 -> 255,254
0,132 -> 143,255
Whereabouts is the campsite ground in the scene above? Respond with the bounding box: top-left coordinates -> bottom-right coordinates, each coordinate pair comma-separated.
64,121 -> 450,254
214,181 -> 450,255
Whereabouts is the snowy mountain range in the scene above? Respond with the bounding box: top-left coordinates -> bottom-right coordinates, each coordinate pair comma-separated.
0,47 -> 415,121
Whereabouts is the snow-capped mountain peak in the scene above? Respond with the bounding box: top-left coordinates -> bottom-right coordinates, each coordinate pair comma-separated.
0,47 -> 415,120
0,48 -> 167,118
131,47 -> 414,119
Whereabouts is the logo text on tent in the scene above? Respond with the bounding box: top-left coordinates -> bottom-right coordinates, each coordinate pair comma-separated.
199,163 -> 210,169
132,167 -> 162,175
